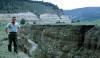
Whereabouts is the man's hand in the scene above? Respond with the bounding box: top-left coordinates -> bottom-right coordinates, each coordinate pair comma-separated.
17,32 -> 20,36
17,28 -> 21,36
7,32 -> 10,35
5,28 -> 9,35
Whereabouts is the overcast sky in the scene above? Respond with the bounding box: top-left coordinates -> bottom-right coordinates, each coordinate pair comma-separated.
33,0 -> 100,10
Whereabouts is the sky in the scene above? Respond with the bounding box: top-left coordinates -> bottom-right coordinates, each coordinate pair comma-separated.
33,0 -> 100,10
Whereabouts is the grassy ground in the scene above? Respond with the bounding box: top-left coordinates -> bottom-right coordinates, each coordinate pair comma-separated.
0,20 -> 10,23
0,26 -> 30,58
71,20 -> 100,26
0,19 -> 20,24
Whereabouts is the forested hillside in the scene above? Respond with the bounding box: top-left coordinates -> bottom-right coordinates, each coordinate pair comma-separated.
0,0 -> 64,18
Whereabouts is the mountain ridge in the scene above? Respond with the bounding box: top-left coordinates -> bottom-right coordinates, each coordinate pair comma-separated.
64,7 -> 100,22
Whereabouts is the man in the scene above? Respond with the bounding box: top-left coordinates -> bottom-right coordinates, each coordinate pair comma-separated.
5,17 -> 20,53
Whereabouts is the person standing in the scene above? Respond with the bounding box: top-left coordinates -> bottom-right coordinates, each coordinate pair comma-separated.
5,17 -> 21,53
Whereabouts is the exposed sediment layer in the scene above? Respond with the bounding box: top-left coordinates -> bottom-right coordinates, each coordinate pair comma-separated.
20,25 -> 100,58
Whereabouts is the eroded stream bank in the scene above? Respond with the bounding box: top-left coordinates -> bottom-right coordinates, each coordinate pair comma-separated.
21,25 -> 100,58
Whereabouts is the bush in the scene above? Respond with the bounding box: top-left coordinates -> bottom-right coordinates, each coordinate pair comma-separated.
20,18 -> 26,25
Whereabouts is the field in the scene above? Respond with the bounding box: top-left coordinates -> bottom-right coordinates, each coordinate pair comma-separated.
0,20 -> 10,23
0,19 -> 20,23
72,20 -> 100,26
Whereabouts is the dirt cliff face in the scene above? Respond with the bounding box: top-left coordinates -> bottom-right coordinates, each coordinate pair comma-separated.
84,26 -> 100,58
21,25 -> 100,58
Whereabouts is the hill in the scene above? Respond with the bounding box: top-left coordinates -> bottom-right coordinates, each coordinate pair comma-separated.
0,0 -> 64,18
0,0 -> 71,24
64,7 -> 100,22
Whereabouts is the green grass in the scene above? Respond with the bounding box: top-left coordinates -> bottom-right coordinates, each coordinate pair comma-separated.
71,20 -> 100,26
0,26 -> 5,30
0,19 -> 20,23
0,26 -> 7,40
0,20 -> 10,23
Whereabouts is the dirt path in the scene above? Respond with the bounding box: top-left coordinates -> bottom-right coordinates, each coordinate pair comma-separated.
0,40 -> 32,58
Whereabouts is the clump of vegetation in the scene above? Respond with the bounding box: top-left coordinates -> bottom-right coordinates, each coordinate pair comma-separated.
20,18 -> 26,25
71,19 -> 80,23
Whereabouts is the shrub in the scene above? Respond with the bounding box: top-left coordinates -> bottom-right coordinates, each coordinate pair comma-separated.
20,18 -> 26,25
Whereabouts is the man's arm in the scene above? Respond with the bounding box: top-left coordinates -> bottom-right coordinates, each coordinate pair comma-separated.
17,28 -> 21,35
5,28 -> 9,35
5,23 -> 10,35
17,26 -> 21,36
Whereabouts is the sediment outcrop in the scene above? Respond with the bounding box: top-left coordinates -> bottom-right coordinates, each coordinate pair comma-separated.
20,25 -> 100,58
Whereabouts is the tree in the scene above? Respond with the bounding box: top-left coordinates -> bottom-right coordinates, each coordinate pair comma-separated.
71,20 -> 75,23
20,18 -> 26,25
77,19 -> 80,22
